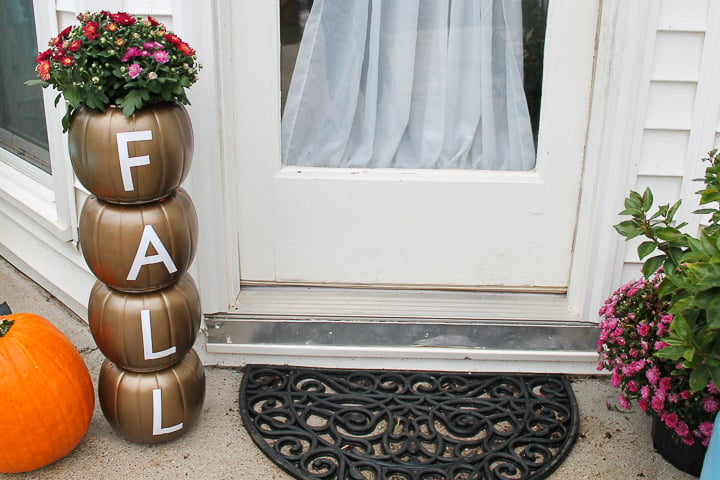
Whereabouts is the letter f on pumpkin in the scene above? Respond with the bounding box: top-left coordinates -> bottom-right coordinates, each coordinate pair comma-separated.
117,130 -> 152,191
127,225 -> 178,281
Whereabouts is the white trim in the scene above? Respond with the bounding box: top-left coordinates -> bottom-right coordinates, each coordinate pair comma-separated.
0,0 -> 90,318
568,0 -> 661,319
204,343 -> 599,375
170,1 -> 239,313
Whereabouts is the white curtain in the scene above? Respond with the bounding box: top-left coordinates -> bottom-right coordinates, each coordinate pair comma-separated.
282,0 -> 536,170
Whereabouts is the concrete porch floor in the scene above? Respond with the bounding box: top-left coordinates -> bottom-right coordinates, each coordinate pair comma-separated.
0,257 -> 698,479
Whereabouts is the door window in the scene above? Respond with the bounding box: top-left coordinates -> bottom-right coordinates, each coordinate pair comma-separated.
280,0 -> 548,170
0,0 -> 50,173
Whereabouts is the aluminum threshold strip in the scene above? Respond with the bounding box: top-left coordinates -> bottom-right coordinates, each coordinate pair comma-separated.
204,313 -> 599,352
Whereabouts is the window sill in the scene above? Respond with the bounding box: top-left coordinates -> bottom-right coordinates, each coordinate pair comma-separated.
0,149 -> 73,242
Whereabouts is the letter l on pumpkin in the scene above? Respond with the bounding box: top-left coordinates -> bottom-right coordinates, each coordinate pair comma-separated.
141,309 -> 177,360
152,388 -> 183,435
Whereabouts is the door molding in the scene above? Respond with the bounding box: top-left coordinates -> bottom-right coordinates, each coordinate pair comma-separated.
202,1 -> 661,371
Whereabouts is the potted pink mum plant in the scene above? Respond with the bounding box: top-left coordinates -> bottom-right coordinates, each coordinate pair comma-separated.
599,150 -> 720,476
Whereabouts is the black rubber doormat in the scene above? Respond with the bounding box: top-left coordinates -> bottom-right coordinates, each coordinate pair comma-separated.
240,366 -> 579,480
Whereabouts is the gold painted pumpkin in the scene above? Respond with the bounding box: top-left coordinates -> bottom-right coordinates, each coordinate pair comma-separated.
89,274 -> 201,372
98,349 -> 205,444
68,103 -> 193,204
0,314 -> 95,473
79,188 -> 198,292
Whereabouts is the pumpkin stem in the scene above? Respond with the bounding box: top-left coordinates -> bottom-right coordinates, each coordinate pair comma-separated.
0,319 -> 14,337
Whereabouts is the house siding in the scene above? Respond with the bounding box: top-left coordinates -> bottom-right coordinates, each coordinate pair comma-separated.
621,0 -> 720,283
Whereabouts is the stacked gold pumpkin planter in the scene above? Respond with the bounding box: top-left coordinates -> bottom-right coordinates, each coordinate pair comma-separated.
69,104 -> 205,444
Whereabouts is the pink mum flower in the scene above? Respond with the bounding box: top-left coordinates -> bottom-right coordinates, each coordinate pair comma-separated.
659,377 -> 672,392
153,50 -> 170,63
664,412 -> 679,428
122,46 -> 141,62
128,63 -> 143,78
703,396 -> 719,413
651,393 -> 665,413
641,385 -> 651,399
675,421 -> 690,438
637,323 -> 651,337
646,366 -> 660,385
700,421 -> 714,437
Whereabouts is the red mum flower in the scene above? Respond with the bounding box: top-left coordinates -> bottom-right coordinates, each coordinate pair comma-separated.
179,42 -> 195,56
109,12 -> 136,26
67,39 -> 82,52
147,16 -> 163,27
36,49 -> 53,62
60,56 -> 75,67
105,22 -> 119,32
37,60 -> 51,81
164,34 -> 181,46
84,21 -> 100,41
58,26 -> 72,39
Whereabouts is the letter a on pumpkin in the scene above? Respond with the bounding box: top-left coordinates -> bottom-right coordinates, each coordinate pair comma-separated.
127,224 -> 178,281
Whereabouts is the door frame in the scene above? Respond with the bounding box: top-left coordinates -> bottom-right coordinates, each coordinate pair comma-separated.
196,0 -> 662,370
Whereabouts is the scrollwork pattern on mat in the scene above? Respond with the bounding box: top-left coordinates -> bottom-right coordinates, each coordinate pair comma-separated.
240,367 -> 578,480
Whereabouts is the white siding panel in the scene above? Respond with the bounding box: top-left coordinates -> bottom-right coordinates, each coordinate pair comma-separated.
658,0 -> 708,31
620,263 -> 643,287
651,31 -> 704,81
644,81 -> 696,130
634,175 -> 683,212
638,129 -> 689,176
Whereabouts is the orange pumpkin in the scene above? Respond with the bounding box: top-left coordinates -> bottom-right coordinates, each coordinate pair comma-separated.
0,314 -> 95,473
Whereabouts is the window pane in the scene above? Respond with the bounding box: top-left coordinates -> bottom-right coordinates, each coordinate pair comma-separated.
0,0 -> 51,173
280,0 -> 548,170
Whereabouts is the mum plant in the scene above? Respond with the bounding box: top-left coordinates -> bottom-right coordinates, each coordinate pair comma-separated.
598,149 -> 720,446
26,11 -> 200,131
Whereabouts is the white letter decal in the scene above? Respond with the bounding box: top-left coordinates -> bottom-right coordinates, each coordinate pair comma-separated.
152,388 -> 183,435
117,130 -> 152,191
141,309 -> 177,360
127,225 -> 178,281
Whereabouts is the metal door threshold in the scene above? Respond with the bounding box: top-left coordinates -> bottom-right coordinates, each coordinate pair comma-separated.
203,287 -> 600,373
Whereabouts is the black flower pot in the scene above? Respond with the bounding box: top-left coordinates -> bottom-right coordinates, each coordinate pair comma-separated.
651,416 -> 707,476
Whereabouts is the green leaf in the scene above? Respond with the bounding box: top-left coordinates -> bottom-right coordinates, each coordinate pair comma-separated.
708,295 -> 720,329
654,345 -> 686,360
614,220 -> 643,240
690,364 -> 711,393
642,254 -> 666,277
654,227 -> 684,242
642,187 -> 654,211
711,366 -> 720,388
620,207 -> 644,217
637,241 -> 657,260
667,200 -> 682,222
24,79 -> 49,87
118,89 -> 150,116
695,208 -> 716,215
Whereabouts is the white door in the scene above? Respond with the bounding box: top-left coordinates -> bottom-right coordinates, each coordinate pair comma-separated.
231,0 -> 598,291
